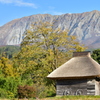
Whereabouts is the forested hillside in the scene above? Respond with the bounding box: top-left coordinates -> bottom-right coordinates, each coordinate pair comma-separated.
0,45 -> 20,59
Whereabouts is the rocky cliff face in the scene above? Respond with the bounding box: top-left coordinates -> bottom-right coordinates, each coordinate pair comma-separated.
0,10 -> 100,49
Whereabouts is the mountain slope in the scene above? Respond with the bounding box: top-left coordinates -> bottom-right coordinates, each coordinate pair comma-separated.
0,10 -> 100,49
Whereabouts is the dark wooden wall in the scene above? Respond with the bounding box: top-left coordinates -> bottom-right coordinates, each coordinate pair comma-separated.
56,79 -> 95,96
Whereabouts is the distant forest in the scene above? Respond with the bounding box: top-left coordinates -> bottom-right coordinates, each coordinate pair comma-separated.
0,45 -> 20,59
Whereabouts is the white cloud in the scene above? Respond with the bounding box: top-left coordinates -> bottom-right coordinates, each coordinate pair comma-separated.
46,6 -> 64,15
44,11 -> 64,15
52,11 -> 64,15
0,0 -> 37,8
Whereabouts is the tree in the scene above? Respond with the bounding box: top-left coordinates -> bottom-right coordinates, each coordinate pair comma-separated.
0,57 -> 18,77
15,21 -> 86,86
0,57 -> 21,98
91,49 -> 100,64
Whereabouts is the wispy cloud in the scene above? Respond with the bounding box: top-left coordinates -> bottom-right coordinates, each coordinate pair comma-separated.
0,0 -> 37,8
45,6 -> 65,15
44,10 -> 64,15
52,11 -> 64,15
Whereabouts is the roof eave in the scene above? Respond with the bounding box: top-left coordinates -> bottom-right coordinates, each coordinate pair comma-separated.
47,75 -> 100,80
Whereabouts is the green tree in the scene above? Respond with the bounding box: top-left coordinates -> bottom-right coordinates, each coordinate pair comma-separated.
0,56 -> 21,98
91,49 -> 100,64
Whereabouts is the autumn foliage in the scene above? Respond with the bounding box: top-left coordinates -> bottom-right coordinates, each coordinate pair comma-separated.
17,85 -> 36,99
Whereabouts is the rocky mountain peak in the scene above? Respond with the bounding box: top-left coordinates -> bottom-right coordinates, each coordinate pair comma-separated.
0,10 -> 100,49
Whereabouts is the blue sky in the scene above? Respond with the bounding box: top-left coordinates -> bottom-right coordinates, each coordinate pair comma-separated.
0,0 -> 100,26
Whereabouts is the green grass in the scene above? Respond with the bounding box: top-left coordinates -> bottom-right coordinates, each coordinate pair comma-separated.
40,95 -> 100,100
1,96 -> 100,100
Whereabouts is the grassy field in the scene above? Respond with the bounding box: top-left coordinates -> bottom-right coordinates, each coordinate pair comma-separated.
40,96 -> 100,100
1,96 -> 100,100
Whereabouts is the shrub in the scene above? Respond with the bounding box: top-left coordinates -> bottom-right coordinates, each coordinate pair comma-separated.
0,88 -> 8,98
17,85 -> 36,99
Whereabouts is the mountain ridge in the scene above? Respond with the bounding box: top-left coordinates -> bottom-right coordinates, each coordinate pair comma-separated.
0,10 -> 100,49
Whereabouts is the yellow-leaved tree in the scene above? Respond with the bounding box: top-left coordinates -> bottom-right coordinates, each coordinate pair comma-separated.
14,21 -> 86,97
0,57 -> 18,77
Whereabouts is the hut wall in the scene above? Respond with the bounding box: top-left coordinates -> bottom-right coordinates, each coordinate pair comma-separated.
95,79 -> 100,95
87,79 -> 95,95
56,79 -> 95,96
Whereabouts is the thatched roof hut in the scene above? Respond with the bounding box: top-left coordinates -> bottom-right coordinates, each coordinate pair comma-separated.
47,51 -> 100,79
47,51 -> 100,95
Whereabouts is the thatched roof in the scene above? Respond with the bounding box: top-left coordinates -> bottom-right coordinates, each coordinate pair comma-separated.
47,51 -> 100,79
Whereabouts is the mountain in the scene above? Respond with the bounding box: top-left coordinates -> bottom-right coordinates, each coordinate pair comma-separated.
0,10 -> 100,49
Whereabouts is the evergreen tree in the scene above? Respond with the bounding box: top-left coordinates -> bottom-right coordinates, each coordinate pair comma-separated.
91,49 -> 100,64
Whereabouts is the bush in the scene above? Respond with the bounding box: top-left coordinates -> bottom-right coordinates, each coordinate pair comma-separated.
0,76 -> 19,98
17,85 -> 36,99
0,88 -> 8,98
